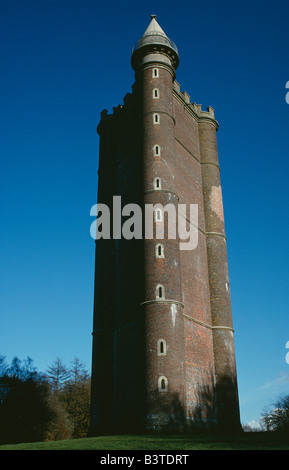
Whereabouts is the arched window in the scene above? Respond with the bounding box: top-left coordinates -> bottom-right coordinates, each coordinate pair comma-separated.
156,284 -> 165,299
152,68 -> 159,78
153,88 -> 159,99
154,208 -> 163,222
155,243 -> 164,258
153,144 -> 160,156
157,339 -> 167,356
158,376 -> 168,392
154,177 -> 161,190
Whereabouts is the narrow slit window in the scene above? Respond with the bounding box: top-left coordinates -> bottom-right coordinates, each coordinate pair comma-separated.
156,284 -> 165,299
154,208 -> 163,222
153,68 -> 159,78
154,177 -> 161,190
155,243 -> 164,258
153,88 -> 159,99
157,339 -> 167,356
154,113 -> 160,124
158,376 -> 168,392
153,144 -> 160,156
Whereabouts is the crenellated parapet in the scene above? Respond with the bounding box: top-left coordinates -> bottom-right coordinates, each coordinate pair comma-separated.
173,80 -> 219,129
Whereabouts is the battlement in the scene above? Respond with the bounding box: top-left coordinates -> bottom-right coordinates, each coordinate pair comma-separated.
98,82 -> 218,132
173,80 -> 218,129
98,92 -> 135,131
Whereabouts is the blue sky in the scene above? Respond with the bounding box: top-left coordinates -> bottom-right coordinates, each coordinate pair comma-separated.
1,0 -> 289,426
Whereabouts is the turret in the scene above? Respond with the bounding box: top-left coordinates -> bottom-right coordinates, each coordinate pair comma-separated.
132,15 -> 186,431
131,14 -> 179,78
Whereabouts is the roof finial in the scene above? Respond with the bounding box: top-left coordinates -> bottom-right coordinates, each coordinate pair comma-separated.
151,14 -> 157,20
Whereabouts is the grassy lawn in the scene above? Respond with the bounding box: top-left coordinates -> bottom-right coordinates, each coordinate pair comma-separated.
0,433 -> 289,450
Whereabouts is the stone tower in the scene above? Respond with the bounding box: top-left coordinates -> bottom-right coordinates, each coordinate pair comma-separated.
90,15 -> 240,433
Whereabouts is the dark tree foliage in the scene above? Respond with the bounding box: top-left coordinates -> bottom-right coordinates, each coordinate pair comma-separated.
0,356 -> 55,444
0,355 -> 91,444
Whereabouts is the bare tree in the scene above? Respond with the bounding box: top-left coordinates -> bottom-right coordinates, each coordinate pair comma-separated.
62,358 -> 91,438
46,357 -> 70,395
262,394 -> 289,432
45,357 -> 91,439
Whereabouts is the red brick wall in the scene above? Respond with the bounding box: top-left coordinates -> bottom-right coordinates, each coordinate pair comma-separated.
91,52 -> 240,432
173,95 -> 216,423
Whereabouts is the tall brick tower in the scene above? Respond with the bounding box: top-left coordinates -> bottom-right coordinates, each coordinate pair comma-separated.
90,15 -> 240,433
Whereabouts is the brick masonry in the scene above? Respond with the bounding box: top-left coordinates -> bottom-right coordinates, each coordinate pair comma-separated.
90,18 -> 241,433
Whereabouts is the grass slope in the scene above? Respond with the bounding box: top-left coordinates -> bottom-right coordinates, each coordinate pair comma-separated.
1,433 -> 289,450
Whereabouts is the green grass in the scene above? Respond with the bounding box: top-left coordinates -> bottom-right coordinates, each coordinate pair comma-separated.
0,433 -> 289,450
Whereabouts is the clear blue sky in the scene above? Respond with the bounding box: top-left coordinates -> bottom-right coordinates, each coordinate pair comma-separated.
1,0 -> 289,427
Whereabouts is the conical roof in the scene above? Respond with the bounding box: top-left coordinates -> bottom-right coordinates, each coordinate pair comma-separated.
131,15 -> 179,72
135,14 -> 178,52
142,14 -> 168,40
